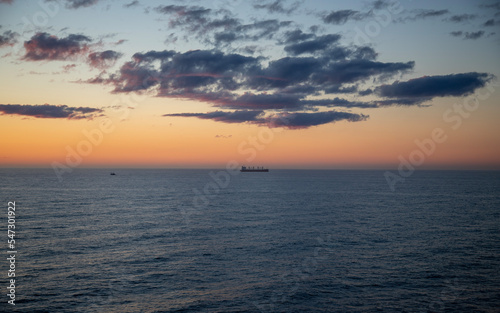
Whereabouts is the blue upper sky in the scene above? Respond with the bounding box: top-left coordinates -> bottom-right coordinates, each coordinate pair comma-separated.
0,0 -> 499,129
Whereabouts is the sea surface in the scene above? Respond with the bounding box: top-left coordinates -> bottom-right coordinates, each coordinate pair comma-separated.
0,169 -> 499,312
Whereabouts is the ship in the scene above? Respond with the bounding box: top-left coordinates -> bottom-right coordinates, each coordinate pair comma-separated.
240,166 -> 269,172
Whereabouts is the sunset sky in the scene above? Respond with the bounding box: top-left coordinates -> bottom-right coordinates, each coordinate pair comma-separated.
1,0 -> 499,169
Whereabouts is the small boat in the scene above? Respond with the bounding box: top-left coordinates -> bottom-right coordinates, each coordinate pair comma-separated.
240,166 -> 269,172
110,172 -> 116,175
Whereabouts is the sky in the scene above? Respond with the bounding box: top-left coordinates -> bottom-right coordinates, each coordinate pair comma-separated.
0,0 -> 499,170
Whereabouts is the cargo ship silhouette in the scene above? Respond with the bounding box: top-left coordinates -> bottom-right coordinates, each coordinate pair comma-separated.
240,166 -> 269,172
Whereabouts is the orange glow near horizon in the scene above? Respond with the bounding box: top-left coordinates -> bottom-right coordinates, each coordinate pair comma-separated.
2,95 -> 500,170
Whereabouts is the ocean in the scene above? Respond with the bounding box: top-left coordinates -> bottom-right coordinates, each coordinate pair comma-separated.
0,169 -> 499,312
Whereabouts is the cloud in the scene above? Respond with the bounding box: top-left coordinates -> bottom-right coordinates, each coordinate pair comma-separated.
62,63 -> 77,72
23,32 -> 91,61
0,104 -> 103,119
88,32 -> 416,128
370,0 -> 393,10
264,111 -> 368,129
62,0 -> 99,9
205,92 -> 379,110
156,5 -> 213,31
164,110 -> 264,124
123,0 -> 139,8
0,0 -> 13,4
322,10 -> 365,25
480,1 -> 500,14
43,0 -> 100,9
450,31 -> 485,40
414,9 -> 449,19
377,73 -> 494,99
164,110 -> 368,129
466,31 -> 485,39
22,32 -> 122,68
253,0 -> 300,15
284,34 -> 341,55
282,29 -> 315,43
397,9 -> 449,22
105,47 -> 413,99
155,4 -> 292,45
88,50 -> 122,69
314,59 -> 414,85
0,30 -> 17,47
84,5 -> 494,130
464,31 -> 485,39
446,14 -> 476,23
484,19 -> 496,26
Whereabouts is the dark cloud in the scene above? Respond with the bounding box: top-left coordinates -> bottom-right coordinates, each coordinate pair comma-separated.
23,32 -> 91,61
464,31 -> 485,39
44,0 -> 99,9
322,10 -> 364,25
398,9 -> 449,22
0,0 -> 13,3
155,4 -> 292,45
108,49 -> 258,93
0,30 -> 17,47
0,104 -> 102,119
450,31 -> 485,40
446,14 -> 476,23
88,50 -> 122,69
164,110 -> 264,124
123,0 -> 139,8
132,50 -> 176,62
164,110 -> 368,129
353,46 -> 378,60
210,19 -> 293,45
484,19 -> 496,26
238,19 -> 292,41
62,0 -> 99,9
89,40 -> 415,128
377,73 -> 494,99
312,59 -> 414,86
282,29 -> 315,44
265,111 -> 368,129
156,5 -> 213,31
480,1 -> 500,13
284,34 -> 341,55
414,9 -> 449,19
374,98 -> 431,107
370,0 -> 392,10
321,1 -> 397,24
204,92 -> 379,110
253,0 -> 300,15
85,3 -> 493,130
